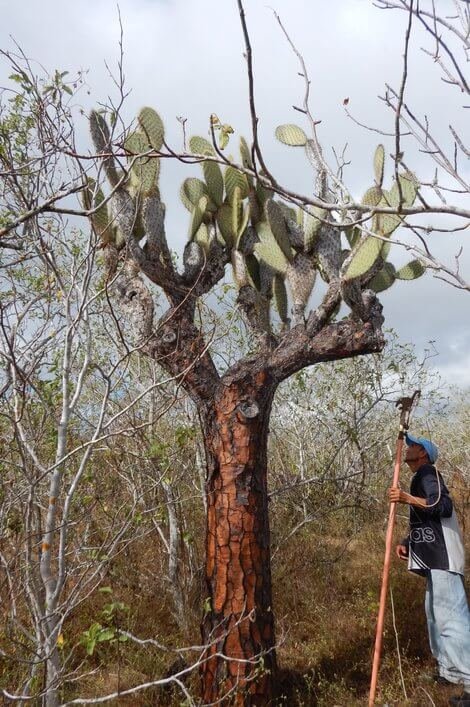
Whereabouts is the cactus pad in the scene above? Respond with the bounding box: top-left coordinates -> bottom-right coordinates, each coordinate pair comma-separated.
273,274 -> 289,323
203,161 -> 224,207
369,262 -> 396,292
275,124 -> 307,146
180,178 -> 208,211
189,135 -> 214,156
225,166 -> 250,203
374,144 -> 385,186
216,204 -> 235,247
265,200 -> 293,261
342,235 -> 384,281
138,107 -> 164,151
362,186 -> 383,207
255,222 -> 289,274
304,208 -> 326,252
395,260 -> 426,280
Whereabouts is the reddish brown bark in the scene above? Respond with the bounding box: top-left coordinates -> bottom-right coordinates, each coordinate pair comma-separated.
201,370 -> 277,706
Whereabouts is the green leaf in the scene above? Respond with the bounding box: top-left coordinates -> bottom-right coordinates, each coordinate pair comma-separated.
97,628 -> 116,642
9,72 -> 28,84
395,260 -> 426,280
218,124 -> 233,150
275,124 -> 307,146
86,640 -> 96,656
219,132 -> 228,149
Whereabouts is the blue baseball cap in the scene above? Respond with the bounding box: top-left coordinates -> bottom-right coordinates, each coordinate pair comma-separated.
405,433 -> 438,464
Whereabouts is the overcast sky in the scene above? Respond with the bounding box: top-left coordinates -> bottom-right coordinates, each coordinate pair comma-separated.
1,0 -> 469,387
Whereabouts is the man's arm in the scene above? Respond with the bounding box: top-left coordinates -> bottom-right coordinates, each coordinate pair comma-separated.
388,487 -> 428,508
388,470 -> 453,517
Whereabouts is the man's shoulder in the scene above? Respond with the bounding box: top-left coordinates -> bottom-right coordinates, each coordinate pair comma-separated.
411,463 -> 438,492
415,463 -> 436,476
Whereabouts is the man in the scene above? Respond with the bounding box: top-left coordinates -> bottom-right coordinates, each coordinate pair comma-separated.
389,432 -> 470,707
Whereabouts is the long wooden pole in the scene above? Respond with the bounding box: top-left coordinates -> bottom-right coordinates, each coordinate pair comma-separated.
368,391 -> 419,706
368,434 -> 404,707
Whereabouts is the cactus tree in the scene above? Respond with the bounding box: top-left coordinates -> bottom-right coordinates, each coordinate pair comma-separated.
88,104 -> 422,704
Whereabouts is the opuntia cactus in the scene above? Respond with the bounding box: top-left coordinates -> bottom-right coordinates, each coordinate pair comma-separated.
81,178 -> 114,246
373,144 -> 385,187
88,106 -> 179,294
340,147 -> 422,287
138,107 -> 164,151
286,252 -> 316,325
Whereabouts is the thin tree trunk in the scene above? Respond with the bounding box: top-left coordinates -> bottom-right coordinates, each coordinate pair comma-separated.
162,479 -> 187,631
200,370 -> 276,706
44,633 -> 61,707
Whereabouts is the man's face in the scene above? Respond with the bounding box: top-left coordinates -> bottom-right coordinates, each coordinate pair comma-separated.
405,442 -> 427,466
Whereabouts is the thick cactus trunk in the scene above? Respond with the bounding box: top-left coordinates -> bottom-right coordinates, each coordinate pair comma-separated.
200,371 -> 276,705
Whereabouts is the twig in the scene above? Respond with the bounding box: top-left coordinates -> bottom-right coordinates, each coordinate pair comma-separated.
389,584 -> 408,701
394,0 -> 414,206
236,0 -> 276,185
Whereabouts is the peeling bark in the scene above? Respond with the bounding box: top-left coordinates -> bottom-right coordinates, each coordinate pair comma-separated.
200,371 -> 276,706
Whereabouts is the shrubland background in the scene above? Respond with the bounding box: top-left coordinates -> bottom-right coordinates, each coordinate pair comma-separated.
1,279 -> 469,706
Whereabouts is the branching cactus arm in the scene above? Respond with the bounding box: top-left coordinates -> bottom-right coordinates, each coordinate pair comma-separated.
89,109 -> 185,307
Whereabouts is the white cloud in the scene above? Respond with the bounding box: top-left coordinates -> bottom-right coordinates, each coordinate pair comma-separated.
432,353 -> 470,388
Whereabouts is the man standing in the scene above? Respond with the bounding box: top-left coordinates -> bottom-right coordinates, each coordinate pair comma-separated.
389,432 -> 470,706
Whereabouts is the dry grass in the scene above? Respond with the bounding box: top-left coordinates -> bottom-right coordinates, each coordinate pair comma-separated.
271,503 -> 469,706
2,491 -> 469,706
